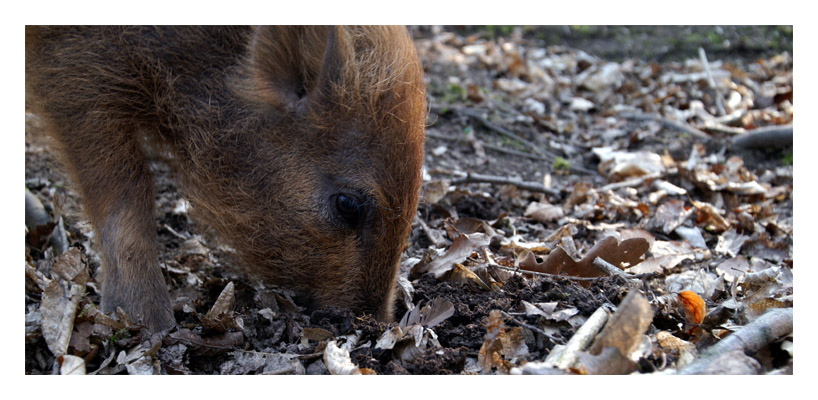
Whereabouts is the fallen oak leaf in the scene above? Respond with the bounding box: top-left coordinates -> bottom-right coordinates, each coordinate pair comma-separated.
165,329 -> 244,357
519,236 -> 649,279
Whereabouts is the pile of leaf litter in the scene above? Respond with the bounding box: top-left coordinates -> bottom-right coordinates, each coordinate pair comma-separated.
25,26 -> 793,375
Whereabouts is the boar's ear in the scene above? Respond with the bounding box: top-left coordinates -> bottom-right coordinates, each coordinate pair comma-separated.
307,26 -> 348,107
246,26 -> 330,115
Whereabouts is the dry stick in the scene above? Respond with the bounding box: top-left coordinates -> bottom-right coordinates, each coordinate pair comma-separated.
457,108 -> 548,157
451,171 -> 561,197
490,264 -> 605,282
620,112 -> 711,140
499,311 -> 561,343
426,130 -> 549,161
699,47 -> 726,116
592,257 -> 633,280
678,307 -> 793,375
594,171 -> 662,193
731,124 -> 793,149
547,305 -> 611,370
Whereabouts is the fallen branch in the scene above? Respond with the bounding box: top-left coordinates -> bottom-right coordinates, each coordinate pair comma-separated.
546,305 -> 611,370
620,112 -> 710,140
678,307 -> 793,374
731,124 -> 793,149
451,171 -> 560,197
490,264 -> 605,281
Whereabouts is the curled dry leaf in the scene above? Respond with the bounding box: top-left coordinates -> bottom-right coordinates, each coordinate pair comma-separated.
442,263 -> 491,292
399,297 -> 455,330
202,282 -> 243,332
693,200 -> 731,233
477,310 -> 528,374
647,199 -> 693,235
52,247 -> 90,287
41,279 -> 83,357
409,232 -> 490,279
520,300 -> 579,321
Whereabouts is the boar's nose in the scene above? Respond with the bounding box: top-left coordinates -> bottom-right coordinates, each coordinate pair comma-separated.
293,292 -> 317,311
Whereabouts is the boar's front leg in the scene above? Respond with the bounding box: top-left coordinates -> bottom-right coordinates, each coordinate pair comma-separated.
56,126 -> 174,332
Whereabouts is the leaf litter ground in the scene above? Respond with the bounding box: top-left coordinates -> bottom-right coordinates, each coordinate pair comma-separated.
25,26 -> 793,375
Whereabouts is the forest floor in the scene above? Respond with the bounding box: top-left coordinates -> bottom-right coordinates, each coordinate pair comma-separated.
25,26 -> 793,375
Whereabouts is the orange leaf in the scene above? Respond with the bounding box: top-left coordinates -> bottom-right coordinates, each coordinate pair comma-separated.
677,291 -> 706,325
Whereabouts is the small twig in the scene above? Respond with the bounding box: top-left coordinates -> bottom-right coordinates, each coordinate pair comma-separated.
592,257 -> 631,279
702,120 -> 746,135
699,47 -> 726,116
620,112 -> 710,140
594,172 -> 662,193
546,305 -> 611,370
732,124 -> 793,149
451,171 -> 560,197
499,311 -> 561,344
458,108 -> 549,157
162,224 -> 189,241
490,264 -> 606,281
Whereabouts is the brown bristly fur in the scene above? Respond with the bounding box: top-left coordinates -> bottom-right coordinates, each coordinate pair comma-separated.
26,26 -> 426,331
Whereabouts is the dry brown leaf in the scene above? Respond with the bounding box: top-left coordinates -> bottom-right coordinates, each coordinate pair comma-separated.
41,279 -> 83,357
477,310 -> 527,374
519,236 -> 649,279
51,247 -> 90,287
202,282 -> 243,333
655,331 -> 695,355
693,200 -> 732,233
648,199 -> 694,235
409,232 -> 490,279
165,329 -> 244,357
443,263 -> 491,292
524,201 -> 564,223
588,291 -> 654,359
715,256 -> 750,282
399,297 -> 455,329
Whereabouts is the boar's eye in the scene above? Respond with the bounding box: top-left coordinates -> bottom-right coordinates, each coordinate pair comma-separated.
333,193 -> 365,226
